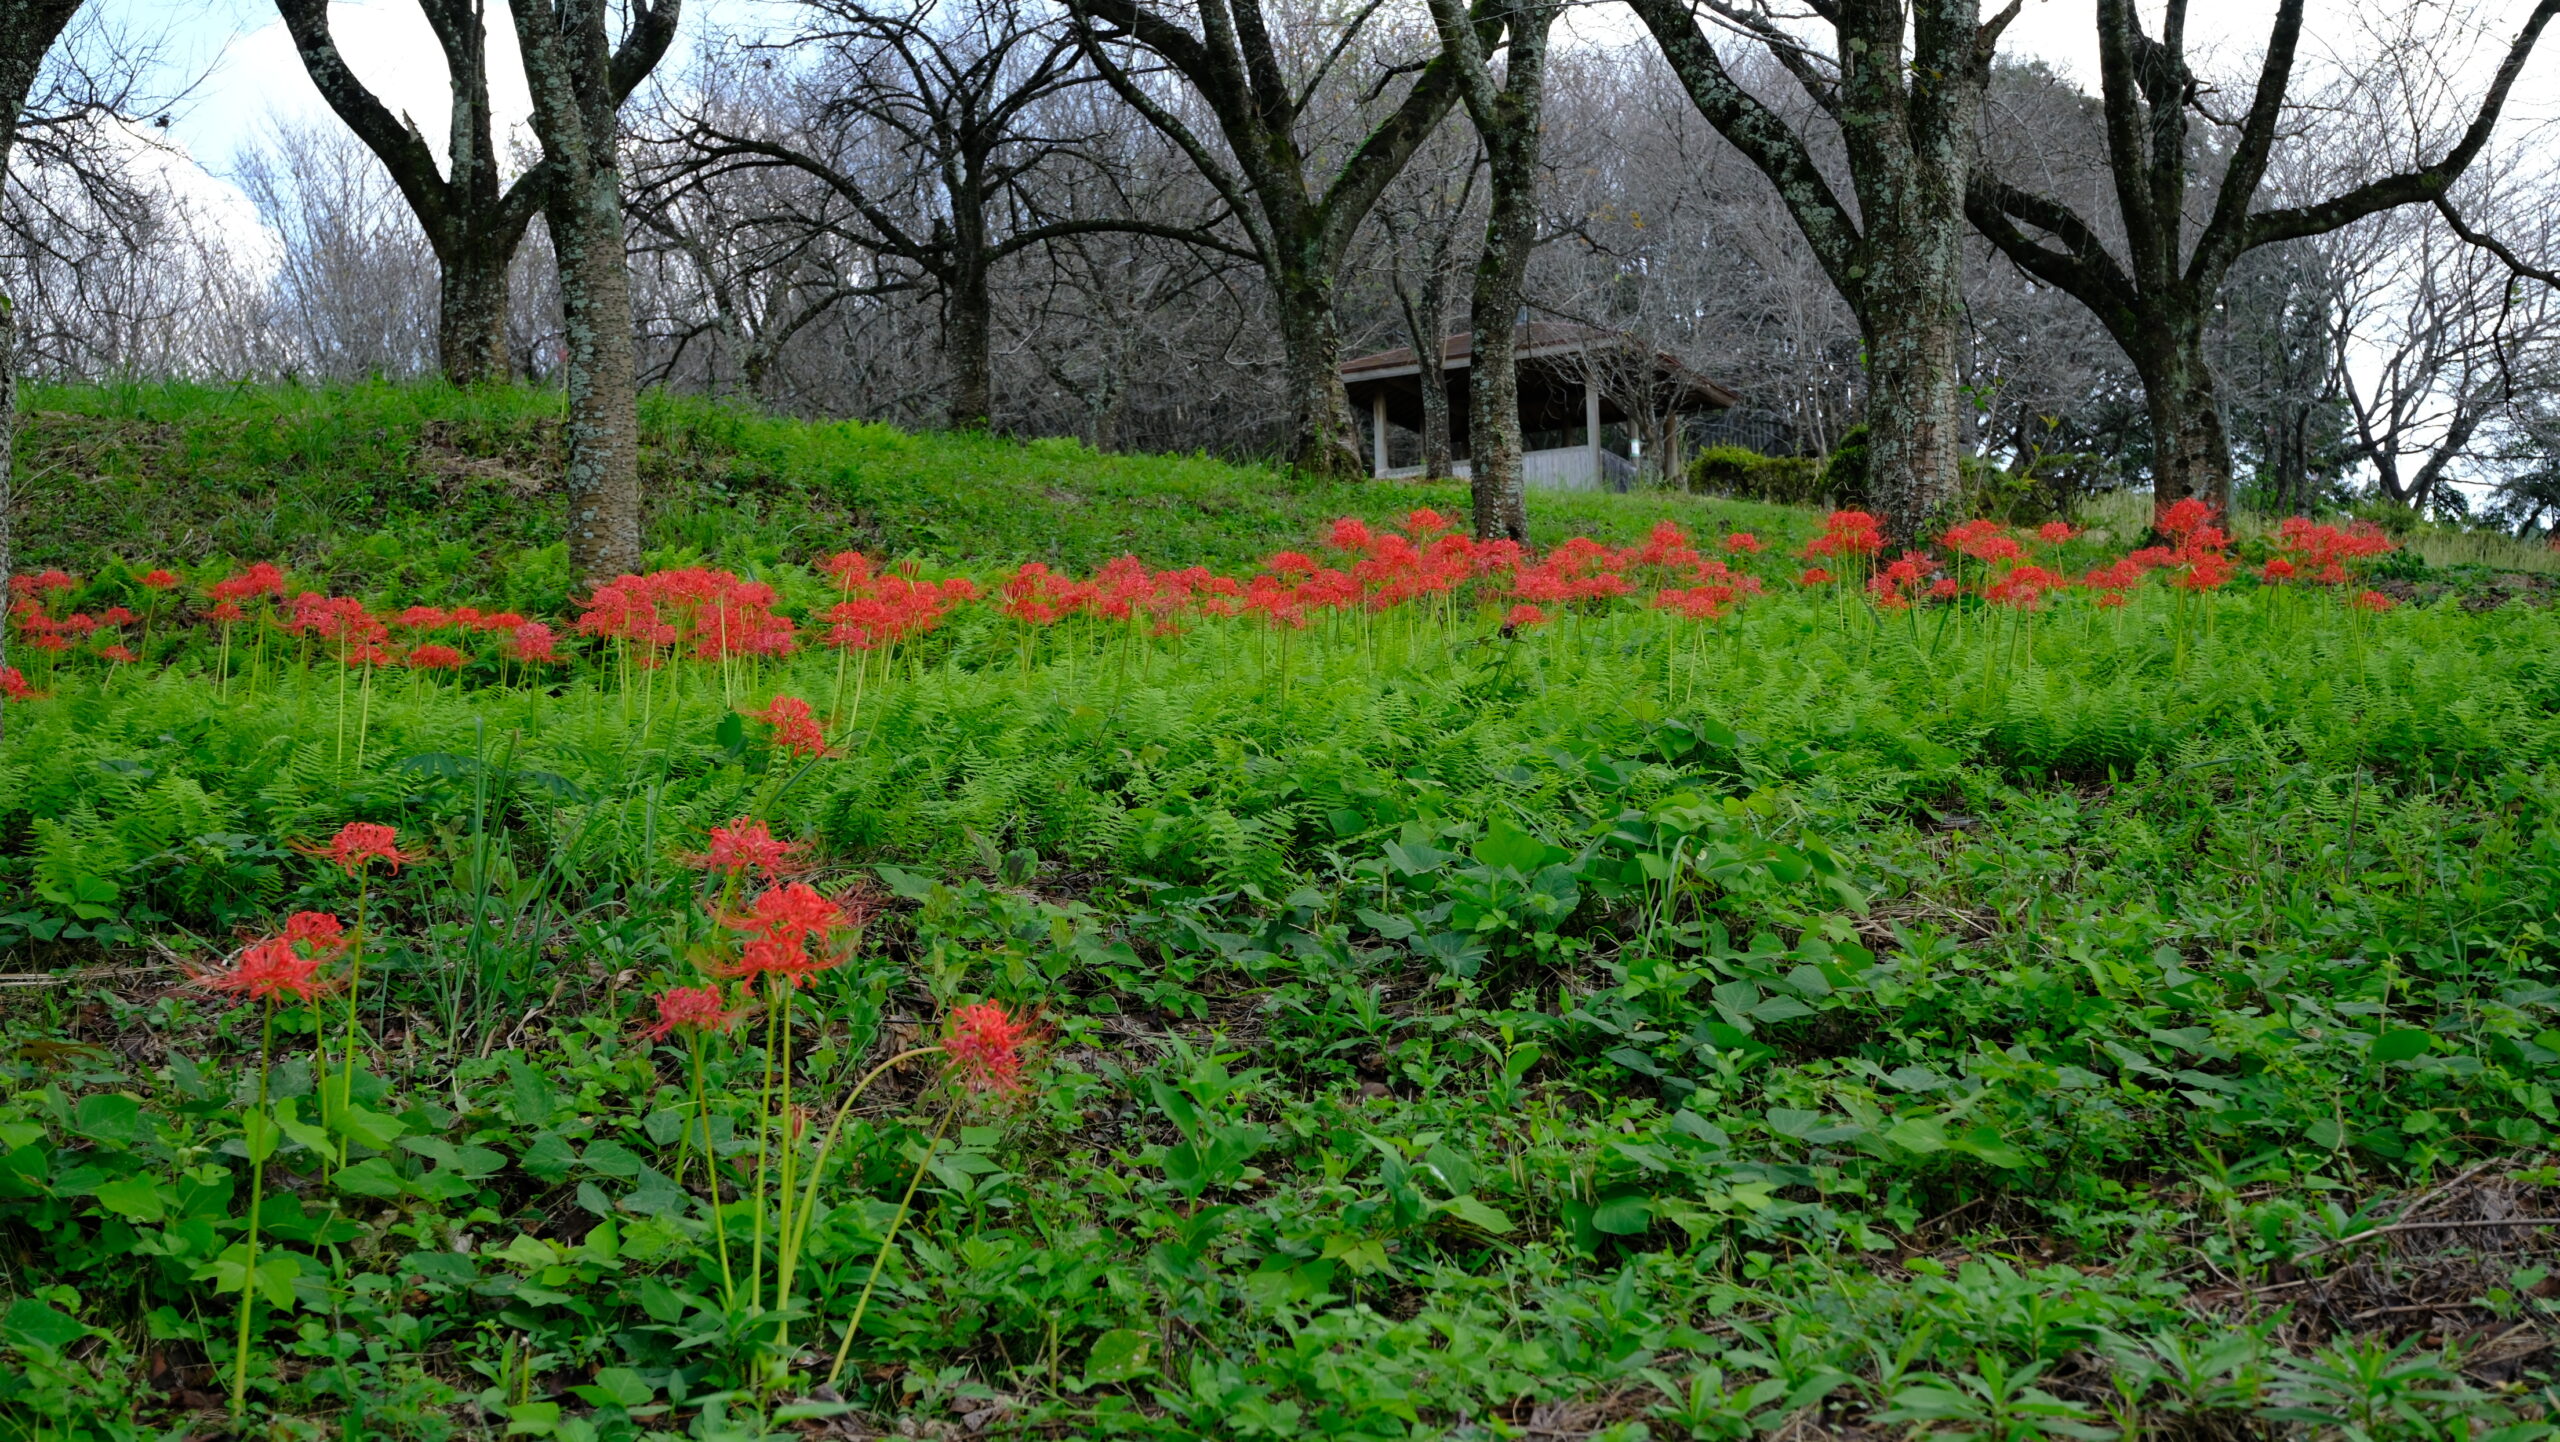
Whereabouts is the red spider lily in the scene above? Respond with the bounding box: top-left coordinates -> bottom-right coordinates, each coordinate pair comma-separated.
139,569 -> 179,590
2159,497 -> 2215,539
1942,520 -> 2024,564
207,563 -> 286,604
1867,551 -> 1934,609
642,985 -> 745,1040
1800,567 -> 1835,586
2352,589 -> 2397,613
0,666 -> 35,701
1986,564 -> 2069,610
1505,603 -> 1550,627
1402,507 -> 1452,538
506,622 -> 561,663
2169,550 -> 2235,593
754,696 -> 827,758
207,601 -> 246,624
392,606 -> 449,630
281,911 -> 352,953
1928,577 -> 1960,601
2261,558 -> 2298,584
407,643 -> 467,670
309,822 -> 417,877
2274,517 -> 2395,582
193,914 -> 350,1004
1653,583 -> 1739,620
99,644 -> 137,664
100,606 -> 136,626
823,550 -> 876,591
287,594 -> 390,655
8,569 -> 75,602
687,818 -> 806,880
575,568 -> 797,660
1000,562 -> 1082,626
1327,517 -> 1374,551
1803,511 -> 1884,563
711,883 -> 854,989
944,1002 -> 1031,1093
58,613 -> 98,638
733,881 -> 847,946
1722,532 -> 1762,554
827,573 -> 963,649
2037,521 -> 2078,545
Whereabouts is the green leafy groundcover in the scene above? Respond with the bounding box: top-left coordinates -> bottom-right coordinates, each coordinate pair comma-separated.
8,475 -> 2560,1436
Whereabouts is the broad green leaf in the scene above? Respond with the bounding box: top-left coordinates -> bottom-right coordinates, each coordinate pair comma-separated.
2,1299 -> 87,1352
334,1159 -> 406,1198
1083,1328 -> 1156,1385
1591,1192 -> 1652,1235
2373,1029 -> 2431,1063
72,1094 -> 148,1148
91,1176 -> 168,1221
1440,1194 -> 1515,1234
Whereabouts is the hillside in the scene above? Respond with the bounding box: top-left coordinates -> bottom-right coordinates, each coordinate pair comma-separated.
10,382 -> 1799,607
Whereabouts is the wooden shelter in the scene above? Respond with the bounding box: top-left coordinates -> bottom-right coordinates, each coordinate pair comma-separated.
1340,324 -> 1738,488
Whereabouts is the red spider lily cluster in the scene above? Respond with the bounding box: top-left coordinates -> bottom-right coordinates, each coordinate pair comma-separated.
753,695 -> 828,757
2266,517 -> 2397,585
4,504 -> 2414,705
705,881 -> 866,990
643,822 -> 888,1043
9,569 -> 142,663
822,552 -> 977,650
575,568 -> 797,663
1804,511 -> 1886,567
687,817 -> 806,880
192,912 -> 350,1005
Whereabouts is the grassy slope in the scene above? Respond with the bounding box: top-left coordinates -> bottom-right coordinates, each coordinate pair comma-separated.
14,382 -> 1803,605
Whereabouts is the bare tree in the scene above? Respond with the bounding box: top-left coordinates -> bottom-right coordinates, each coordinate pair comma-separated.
1965,0 -> 2559,525
1624,0 -> 2024,544
275,0 -> 664,383
1065,0 -> 1492,477
2320,153 -> 2560,515
236,119 -> 440,379
509,0 -> 678,587
666,0 -> 1223,430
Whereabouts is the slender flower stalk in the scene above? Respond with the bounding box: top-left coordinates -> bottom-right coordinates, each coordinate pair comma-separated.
191,923 -> 342,1417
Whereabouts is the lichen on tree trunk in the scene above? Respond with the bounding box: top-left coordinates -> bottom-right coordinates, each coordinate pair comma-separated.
508,0 -> 674,591
437,242 -> 516,386
550,165 -> 644,583
1276,267 -> 1364,479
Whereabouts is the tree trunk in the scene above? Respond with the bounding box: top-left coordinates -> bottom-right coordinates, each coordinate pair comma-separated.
550,172 -> 643,585
1861,301 -> 1963,542
1465,164 -> 1534,542
511,0 -> 654,589
1434,0 -> 1557,542
1276,263 -> 1362,477
2139,329 -> 2234,525
437,238 -> 516,385
1395,268 -> 1453,479
946,253 -> 993,431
